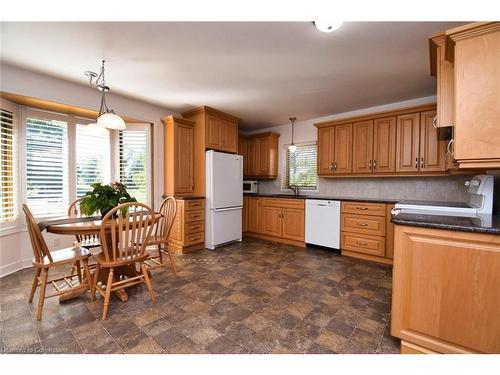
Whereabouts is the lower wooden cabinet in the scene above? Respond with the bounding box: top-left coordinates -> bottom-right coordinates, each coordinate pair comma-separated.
242,196 -> 249,232
244,197 -> 305,246
169,198 -> 205,253
391,225 -> 500,353
340,202 -> 394,264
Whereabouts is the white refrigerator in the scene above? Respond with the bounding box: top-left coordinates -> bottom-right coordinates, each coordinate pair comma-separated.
205,150 -> 243,250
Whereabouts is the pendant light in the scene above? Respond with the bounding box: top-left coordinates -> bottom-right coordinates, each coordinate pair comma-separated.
85,60 -> 126,130
84,122 -> 109,136
313,21 -> 343,33
288,117 -> 297,154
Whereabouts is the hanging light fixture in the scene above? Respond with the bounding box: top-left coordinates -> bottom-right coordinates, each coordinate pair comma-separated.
313,21 -> 343,33
84,122 -> 109,136
84,60 -> 126,130
288,117 -> 297,154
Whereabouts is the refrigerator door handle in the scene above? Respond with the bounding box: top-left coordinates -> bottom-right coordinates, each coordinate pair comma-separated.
213,206 -> 243,212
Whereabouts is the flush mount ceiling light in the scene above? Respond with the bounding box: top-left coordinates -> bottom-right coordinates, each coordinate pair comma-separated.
288,117 -> 297,154
313,21 -> 343,33
85,60 -> 126,130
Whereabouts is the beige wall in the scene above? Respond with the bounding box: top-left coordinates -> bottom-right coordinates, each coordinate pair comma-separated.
0,63 -> 178,276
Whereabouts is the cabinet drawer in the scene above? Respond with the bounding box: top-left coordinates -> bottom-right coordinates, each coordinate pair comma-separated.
341,202 -> 386,217
185,220 -> 204,235
262,198 -> 305,209
185,209 -> 204,222
184,199 -> 204,211
341,232 -> 385,257
341,214 -> 386,236
184,231 -> 205,246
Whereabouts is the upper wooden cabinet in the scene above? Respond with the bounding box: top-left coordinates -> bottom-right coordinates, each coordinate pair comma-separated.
316,105 -> 445,177
430,22 -> 500,169
396,110 -> 446,173
162,116 -> 195,196
182,106 -> 239,154
239,132 -> 279,179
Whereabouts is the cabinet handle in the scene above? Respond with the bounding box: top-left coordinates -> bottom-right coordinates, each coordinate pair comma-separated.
334,163 -> 337,171
356,241 -> 368,246
373,160 -> 376,170
421,157 -> 424,168
357,223 -> 368,227
432,115 -> 438,130
356,207 -> 369,211
415,157 -> 418,169
368,160 -> 372,170
446,139 -> 455,157
330,162 -> 334,171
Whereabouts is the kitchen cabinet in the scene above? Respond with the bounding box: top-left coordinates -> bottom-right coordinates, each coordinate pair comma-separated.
239,132 -> 279,179
169,198 -> 205,253
317,126 -> 336,175
162,116 -> 195,195
182,106 -> 239,154
247,196 -> 262,233
245,197 -> 305,246
242,196 -> 249,232
391,224 -> 500,353
316,104 -> 447,177
340,202 -> 393,264
429,23 -> 500,170
395,110 -> 446,173
238,137 -> 249,176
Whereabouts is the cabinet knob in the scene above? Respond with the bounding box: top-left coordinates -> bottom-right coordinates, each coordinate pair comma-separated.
373,160 -> 376,170
334,163 -> 337,171
415,158 -> 418,169
420,157 -> 424,168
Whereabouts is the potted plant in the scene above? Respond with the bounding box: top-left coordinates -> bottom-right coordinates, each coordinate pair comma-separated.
79,182 -> 137,218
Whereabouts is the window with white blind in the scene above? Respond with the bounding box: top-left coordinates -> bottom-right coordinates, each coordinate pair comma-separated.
282,142 -> 317,190
1,107 -> 16,224
75,122 -> 111,197
119,126 -> 150,204
25,114 -> 69,217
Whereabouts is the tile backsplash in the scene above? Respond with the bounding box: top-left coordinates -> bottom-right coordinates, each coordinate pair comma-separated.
258,175 -> 471,202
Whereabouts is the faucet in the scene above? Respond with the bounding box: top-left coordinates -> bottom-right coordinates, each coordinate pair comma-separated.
288,185 -> 299,197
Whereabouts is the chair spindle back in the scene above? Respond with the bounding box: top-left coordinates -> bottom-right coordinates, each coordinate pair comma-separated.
155,196 -> 177,241
22,204 -> 53,264
68,198 -> 100,244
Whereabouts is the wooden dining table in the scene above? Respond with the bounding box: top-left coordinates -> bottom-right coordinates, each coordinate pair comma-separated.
44,213 -> 161,302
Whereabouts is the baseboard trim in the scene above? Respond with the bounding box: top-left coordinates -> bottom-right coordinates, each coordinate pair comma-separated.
244,232 -> 306,248
0,258 -> 32,278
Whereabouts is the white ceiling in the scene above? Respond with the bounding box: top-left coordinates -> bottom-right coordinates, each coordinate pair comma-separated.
0,22 -> 464,129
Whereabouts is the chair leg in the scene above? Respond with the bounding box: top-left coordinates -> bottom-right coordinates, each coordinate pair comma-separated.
141,263 -> 156,303
166,245 -> 178,275
36,268 -> 49,320
91,263 -> 100,301
28,268 -> 41,303
75,261 -> 83,283
101,268 -> 114,321
82,258 -> 93,292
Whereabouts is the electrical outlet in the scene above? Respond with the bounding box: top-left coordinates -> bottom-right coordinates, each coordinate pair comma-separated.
53,238 -> 61,247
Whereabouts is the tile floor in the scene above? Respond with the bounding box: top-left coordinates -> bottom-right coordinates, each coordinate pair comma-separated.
0,238 -> 400,354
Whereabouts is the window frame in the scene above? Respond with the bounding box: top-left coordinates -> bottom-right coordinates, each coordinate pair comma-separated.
0,99 -> 21,231
281,141 -> 318,191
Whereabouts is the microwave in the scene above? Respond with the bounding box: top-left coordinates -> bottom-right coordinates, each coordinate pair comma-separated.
243,180 -> 258,194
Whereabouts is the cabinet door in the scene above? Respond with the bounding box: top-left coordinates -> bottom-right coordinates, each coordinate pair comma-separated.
434,36 -> 455,128
206,115 -> 222,150
257,137 -> 269,176
261,206 -> 282,238
248,197 -> 261,233
239,137 -> 249,177
334,124 -> 352,174
247,138 -> 257,176
175,122 -> 195,193
373,117 -> 397,173
419,111 -> 446,172
221,120 -> 238,153
396,113 -> 420,172
317,127 -> 335,175
242,196 -> 249,232
352,120 -> 373,174
392,225 -> 500,353
282,208 -> 305,242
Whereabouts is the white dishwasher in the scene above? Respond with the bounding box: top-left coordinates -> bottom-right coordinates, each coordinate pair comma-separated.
305,199 -> 341,249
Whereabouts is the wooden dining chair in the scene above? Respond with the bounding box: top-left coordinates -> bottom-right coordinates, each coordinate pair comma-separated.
91,202 -> 156,320
68,197 -> 101,249
144,196 -> 178,275
22,204 -> 94,320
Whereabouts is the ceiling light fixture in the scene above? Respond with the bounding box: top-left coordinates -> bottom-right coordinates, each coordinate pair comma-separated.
313,21 -> 343,33
288,117 -> 297,154
85,60 -> 126,130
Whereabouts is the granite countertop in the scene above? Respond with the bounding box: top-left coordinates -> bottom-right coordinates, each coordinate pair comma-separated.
244,193 -> 400,204
391,212 -> 500,234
